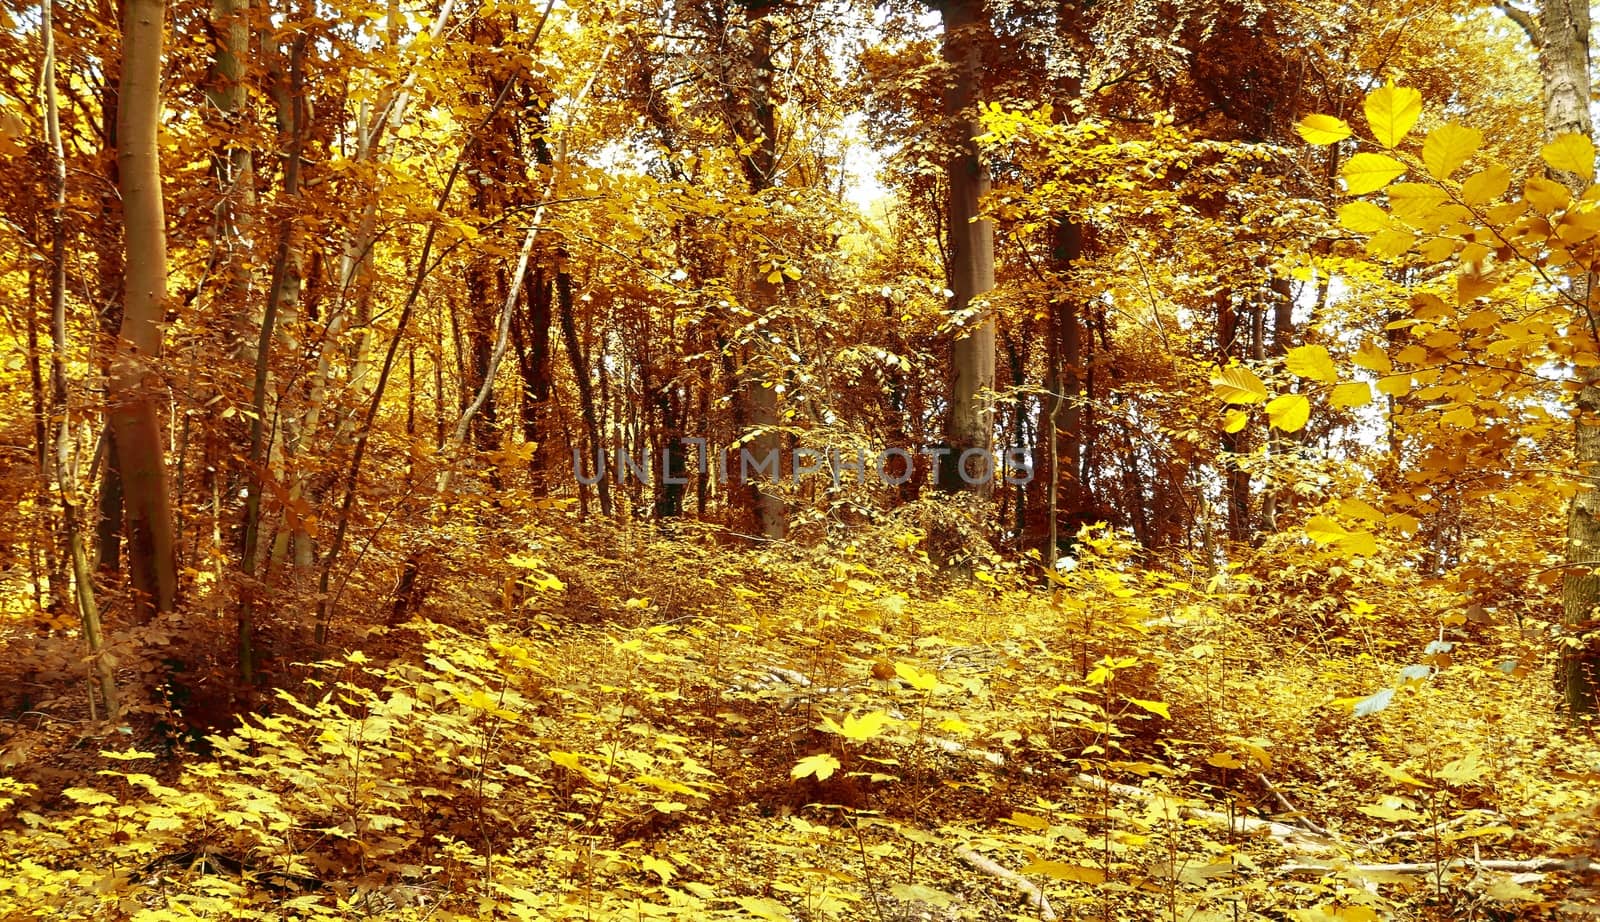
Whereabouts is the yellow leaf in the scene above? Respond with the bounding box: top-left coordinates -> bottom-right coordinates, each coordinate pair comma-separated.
1266,393 -> 1310,432
836,710 -> 896,742
1364,82 -> 1423,148
1460,163 -> 1511,206
1376,374 -> 1412,397
1385,182 -> 1449,222
1338,498 -> 1383,521
100,749 -> 158,761
1557,204 -> 1600,244
1438,749 -> 1488,785
1295,113 -> 1352,144
1222,409 -> 1249,433
547,751 -> 590,775
1002,811 -> 1051,831
1330,382 -> 1372,408
1440,405 -> 1476,428
1018,860 -> 1106,884
640,855 -> 675,884
790,752 -> 841,781
1285,344 -> 1338,383
1422,123 -> 1482,181
1525,176 -> 1571,214
894,661 -> 938,691
1337,530 -> 1378,555
737,897 -> 796,922
1001,811 -> 1051,831
1377,762 -> 1433,789
1340,152 -> 1407,195
1418,236 -> 1459,261
1230,739 -> 1273,769
1128,698 -> 1171,719
1207,751 -> 1246,769
62,787 -> 117,805
1304,515 -> 1347,545
1359,799 -> 1424,822
766,270 -> 785,284
937,716 -> 974,735
1354,342 -> 1392,373
1211,364 -> 1269,404
1541,132 -> 1596,181
1338,200 -> 1390,232
1366,229 -> 1416,259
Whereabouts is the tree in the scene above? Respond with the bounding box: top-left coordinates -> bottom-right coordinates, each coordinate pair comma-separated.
931,0 -> 997,497
109,0 -> 177,621
1532,0 -> 1600,717
1501,0 -> 1600,716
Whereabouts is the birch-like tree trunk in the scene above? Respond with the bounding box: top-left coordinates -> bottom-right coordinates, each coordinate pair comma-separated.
1534,0 -> 1600,718
43,0 -> 118,714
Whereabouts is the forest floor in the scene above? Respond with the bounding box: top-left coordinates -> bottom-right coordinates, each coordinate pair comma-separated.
2,521 -> 1599,921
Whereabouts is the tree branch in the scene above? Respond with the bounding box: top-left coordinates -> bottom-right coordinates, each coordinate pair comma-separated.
1496,3 -> 1542,47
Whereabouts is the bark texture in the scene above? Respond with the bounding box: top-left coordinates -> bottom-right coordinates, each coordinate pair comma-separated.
1537,0 -> 1600,717
935,0 -> 997,496
111,0 -> 177,621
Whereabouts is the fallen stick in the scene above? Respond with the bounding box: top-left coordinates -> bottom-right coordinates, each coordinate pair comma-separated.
1364,810 -> 1505,848
1280,856 -> 1596,877
1257,772 -> 1332,838
1071,774 -> 1336,854
957,848 -> 1059,921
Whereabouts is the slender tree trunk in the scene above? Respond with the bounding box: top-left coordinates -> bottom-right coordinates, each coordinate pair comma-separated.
512,266 -> 553,494
1531,0 -> 1600,717
43,0 -> 118,714
934,0 -> 997,496
111,0 -> 178,622
1260,275 -> 1294,534
1216,291 -> 1251,545
559,264 -> 611,517
26,271 -> 69,616
96,427 -> 123,573
237,30 -> 308,685
94,10 -> 126,576
1032,217 -> 1084,564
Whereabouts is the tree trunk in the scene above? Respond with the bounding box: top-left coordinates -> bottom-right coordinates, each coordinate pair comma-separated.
1527,0 -> 1600,718
237,28 -> 309,685
26,271 -> 69,617
1216,291 -> 1251,545
722,2 -> 786,539
512,265 -> 554,494
111,0 -> 178,622
1260,275 -> 1294,534
934,0 -> 998,496
42,0 -> 114,716
1032,217 -> 1084,563
558,264 -> 611,517
94,9 -> 127,576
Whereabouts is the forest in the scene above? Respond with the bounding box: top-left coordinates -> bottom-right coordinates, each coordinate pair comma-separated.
2,0 -> 1600,917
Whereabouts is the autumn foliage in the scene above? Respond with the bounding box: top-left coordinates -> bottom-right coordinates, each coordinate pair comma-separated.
1,0 -> 1599,918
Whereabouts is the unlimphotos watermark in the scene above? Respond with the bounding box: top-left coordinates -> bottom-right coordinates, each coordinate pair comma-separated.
572,441 -> 1033,487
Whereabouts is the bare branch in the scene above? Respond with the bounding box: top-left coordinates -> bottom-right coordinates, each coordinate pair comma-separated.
1496,2 -> 1543,47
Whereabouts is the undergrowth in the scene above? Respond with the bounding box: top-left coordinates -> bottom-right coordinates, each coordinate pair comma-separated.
1,525 -> 1597,921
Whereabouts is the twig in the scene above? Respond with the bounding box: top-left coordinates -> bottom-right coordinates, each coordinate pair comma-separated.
1257,772 -> 1332,837
1365,810 -> 1506,848
1071,774 -> 1336,854
957,848 -> 1058,920
1280,856 -> 1596,877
